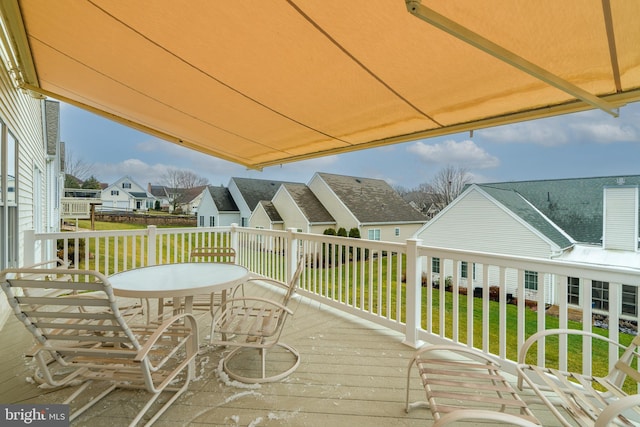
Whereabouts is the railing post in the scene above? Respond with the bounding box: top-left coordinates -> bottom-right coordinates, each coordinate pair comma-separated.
147,225 -> 157,266
230,223 -> 239,260
404,238 -> 424,348
24,229 -> 36,267
287,228 -> 298,284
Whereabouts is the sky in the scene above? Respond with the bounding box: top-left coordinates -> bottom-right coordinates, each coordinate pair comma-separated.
59,101 -> 640,190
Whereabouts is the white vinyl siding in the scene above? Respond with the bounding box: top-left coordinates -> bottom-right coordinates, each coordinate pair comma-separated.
603,186 -> 638,251
417,189 -> 555,258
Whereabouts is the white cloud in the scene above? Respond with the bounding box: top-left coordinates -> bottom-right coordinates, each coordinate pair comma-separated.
569,122 -> 637,143
407,139 -> 500,169
479,122 -> 569,146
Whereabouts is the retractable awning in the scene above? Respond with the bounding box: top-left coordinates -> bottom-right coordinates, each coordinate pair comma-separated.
1,1 -> 638,169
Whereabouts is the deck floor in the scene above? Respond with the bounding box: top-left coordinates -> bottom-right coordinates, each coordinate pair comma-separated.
0,283 -> 560,426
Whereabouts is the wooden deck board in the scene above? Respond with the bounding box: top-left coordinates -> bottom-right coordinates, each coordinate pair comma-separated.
0,283 -> 561,426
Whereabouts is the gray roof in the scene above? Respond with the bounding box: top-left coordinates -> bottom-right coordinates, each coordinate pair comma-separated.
318,172 -> 426,223
148,185 -> 168,198
130,191 -> 150,198
479,175 -> 640,245
207,186 -> 239,212
258,201 -> 282,222
478,185 -> 573,249
232,177 -> 301,210
282,183 -> 335,223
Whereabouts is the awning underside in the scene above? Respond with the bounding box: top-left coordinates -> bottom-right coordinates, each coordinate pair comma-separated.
2,0 -> 639,169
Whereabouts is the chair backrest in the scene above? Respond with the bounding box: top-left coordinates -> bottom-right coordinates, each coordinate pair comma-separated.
283,256 -> 305,306
190,247 -> 236,264
610,333 -> 640,387
0,268 -> 141,355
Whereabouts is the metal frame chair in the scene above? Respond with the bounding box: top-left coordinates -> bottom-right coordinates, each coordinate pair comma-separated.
406,345 -> 540,426
517,329 -> 640,427
209,256 -> 304,383
1,267 -> 198,427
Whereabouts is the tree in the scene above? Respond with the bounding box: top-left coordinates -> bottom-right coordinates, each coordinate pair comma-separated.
162,169 -> 209,212
64,151 -> 93,183
81,175 -> 101,189
430,165 -> 472,206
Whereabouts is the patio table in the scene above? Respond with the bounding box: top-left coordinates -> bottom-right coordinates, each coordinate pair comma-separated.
109,262 -> 250,316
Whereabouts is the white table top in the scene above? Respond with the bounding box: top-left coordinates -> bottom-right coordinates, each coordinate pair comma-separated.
109,263 -> 250,298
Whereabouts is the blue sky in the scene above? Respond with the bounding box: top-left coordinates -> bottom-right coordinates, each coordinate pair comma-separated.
59,101 -> 640,190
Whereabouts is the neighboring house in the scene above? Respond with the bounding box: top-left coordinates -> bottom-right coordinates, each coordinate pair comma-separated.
263,183 -> 336,233
101,176 -> 155,211
197,185 -> 240,227
182,185 -> 207,215
148,184 -> 170,211
414,176 -> 640,318
228,177 -> 302,227
250,201 -> 284,230
307,172 -> 427,243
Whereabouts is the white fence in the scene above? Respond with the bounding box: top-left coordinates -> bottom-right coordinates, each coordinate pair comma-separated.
25,225 -> 640,380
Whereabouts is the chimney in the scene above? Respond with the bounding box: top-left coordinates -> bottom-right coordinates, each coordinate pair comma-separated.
603,185 -> 638,251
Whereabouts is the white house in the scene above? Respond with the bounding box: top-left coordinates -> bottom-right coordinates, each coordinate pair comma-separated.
249,201 -> 284,230
414,177 -> 640,317
263,183 -> 335,233
226,177 -> 301,227
101,176 -> 155,212
197,185 -> 240,227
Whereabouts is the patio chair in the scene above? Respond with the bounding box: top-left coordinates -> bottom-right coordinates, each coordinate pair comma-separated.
209,256 -> 304,383
18,259 -> 143,319
517,329 -> 640,427
188,246 -> 244,313
406,345 -> 540,426
0,267 -> 198,427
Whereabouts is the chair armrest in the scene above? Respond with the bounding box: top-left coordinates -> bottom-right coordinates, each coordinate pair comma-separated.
135,313 -> 198,362
412,344 -> 501,368
596,393 -> 640,427
213,297 -> 293,317
518,329 -> 626,364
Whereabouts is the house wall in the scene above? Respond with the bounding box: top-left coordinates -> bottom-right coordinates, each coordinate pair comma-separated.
228,179 -> 251,226
364,223 -> 424,244
272,189 -> 310,232
308,174 -> 358,230
416,190 -> 554,258
249,204 -> 273,229
0,63 -> 48,325
197,189 -> 217,227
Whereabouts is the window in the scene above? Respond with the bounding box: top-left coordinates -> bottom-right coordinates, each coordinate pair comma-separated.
592,280 -> 609,311
432,257 -> 440,274
367,228 -> 381,241
524,271 -> 538,291
622,285 -> 637,316
460,261 -> 468,279
241,217 -> 248,227
199,216 -> 204,226
1,127 -> 18,269
394,227 -> 400,237
111,190 -> 119,196
209,216 -> 215,227
567,277 -> 580,305
122,182 -> 131,189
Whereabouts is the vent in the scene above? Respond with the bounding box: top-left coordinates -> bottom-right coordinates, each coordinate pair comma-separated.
603,186 -> 638,251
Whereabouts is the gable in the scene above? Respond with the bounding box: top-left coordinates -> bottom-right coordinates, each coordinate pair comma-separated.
418,188 -> 560,258
317,172 -> 426,223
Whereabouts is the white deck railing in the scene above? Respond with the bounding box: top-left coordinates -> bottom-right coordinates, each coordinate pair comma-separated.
25,225 -> 640,381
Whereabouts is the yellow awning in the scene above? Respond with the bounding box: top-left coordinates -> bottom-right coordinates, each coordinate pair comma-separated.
1,0 -> 638,169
